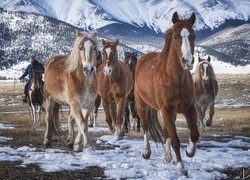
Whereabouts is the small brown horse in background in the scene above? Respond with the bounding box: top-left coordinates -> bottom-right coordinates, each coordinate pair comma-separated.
193,56 -> 218,132
134,12 -> 199,176
28,70 -> 44,124
43,32 -> 98,151
96,39 -> 133,140
124,52 -> 140,132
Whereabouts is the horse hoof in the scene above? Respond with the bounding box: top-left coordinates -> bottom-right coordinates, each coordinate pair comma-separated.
165,154 -> 172,162
43,142 -> 51,149
74,145 -> 83,152
142,149 -> 151,159
88,124 -> 93,128
206,120 -> 212,127
66,142 -> 74,149
177,162 -> 187,176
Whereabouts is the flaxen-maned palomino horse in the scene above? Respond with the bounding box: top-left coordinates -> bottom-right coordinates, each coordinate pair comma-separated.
134,12 -> 199,176
193,56 -> 218,132
124,52 -> 140,132
96,39 -> 133,140
28,70 -> 44,124
43,32 -> 99,151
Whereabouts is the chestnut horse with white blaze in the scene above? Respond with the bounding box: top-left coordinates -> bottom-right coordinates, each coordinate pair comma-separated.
96,39 -> 133,140
193,56 -> 218,132
134,12 -> 199,176
43,32 -> 99,151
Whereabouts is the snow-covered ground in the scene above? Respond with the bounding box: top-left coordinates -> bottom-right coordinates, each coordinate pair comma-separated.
0,130 -> 249,179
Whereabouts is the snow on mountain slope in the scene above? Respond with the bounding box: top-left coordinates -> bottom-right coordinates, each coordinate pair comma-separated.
1,0 -> 249,33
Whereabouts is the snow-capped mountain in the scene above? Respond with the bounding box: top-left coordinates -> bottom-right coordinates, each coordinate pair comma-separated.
198,23 -> 250,66
1,0 -> 249,34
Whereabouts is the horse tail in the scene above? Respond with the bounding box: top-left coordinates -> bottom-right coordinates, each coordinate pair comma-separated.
51,103 -> 62,134
147,108 -> 166,144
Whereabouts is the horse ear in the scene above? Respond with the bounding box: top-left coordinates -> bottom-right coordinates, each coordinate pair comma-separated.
114,39 -> 119,46
207,56 -> 211,62
187,12 -> 196,26
198,57 -> 202,62
102,39 -> 106,46
172,11 -> 180,24
132,52 -> 137,57
76,31 -> 82,36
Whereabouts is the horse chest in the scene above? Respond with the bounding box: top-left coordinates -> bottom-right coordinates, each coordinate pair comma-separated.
197,94 -> 212,107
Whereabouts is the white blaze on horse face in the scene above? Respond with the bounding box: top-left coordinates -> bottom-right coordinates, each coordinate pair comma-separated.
202,63 -> 209,81
83,40 -> 94,76
180,28 -> 193,70
103,47 -> 112,76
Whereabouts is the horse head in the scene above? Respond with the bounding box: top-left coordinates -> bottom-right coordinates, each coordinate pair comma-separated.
68,31 -> 98,76
102,39 -> 119,76
197,56 -> 212,85
124,52 -> 138,73
171,11 -> 196,70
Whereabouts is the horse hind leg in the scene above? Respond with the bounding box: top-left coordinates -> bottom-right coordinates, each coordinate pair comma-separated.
206,101 -> 215,127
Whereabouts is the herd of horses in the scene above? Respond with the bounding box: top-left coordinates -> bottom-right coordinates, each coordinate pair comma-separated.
26,12 -> 218,176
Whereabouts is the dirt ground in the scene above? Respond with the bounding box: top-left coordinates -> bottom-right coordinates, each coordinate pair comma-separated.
0,74 -> 250,179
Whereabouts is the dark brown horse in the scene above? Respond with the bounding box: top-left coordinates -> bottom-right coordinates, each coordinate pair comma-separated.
96,39 -> 133,140
89,50 -> 102,127
134,12 -> 199,176
124,52 -> 140,132
193,56 -> 218,132
43,32 -> 99,151
28,70 -> 44,124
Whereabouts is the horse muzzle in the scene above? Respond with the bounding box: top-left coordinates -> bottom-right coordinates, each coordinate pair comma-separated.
103,66 -> 112,76
182,57 -> 194,70
83,66 -> 95,76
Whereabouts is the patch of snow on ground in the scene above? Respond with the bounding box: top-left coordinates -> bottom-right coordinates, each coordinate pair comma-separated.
0,135 -> 249,179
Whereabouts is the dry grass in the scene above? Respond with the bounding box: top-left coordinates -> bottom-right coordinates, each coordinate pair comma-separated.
0,74 -> 250,179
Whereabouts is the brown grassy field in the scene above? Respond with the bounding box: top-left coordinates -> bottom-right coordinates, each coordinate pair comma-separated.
0,74 -> 250,179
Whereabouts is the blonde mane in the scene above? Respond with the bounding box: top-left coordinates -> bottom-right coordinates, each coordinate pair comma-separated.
65,31 -> 99,73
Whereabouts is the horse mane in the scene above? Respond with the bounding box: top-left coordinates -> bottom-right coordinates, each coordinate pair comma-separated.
65,32 -> 99,73
193,60 -> 216,83
160,28 -> 173,59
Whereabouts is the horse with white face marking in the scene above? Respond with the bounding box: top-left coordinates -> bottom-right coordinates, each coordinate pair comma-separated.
134,12 -> 199,176
96,39 -> 133,140
43,32 -> 99,151
193,56 -> 218,132
28,70 -> 44,124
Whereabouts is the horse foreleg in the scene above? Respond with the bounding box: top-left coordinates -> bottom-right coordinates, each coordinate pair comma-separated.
161,110 -> 186,176
115,97 -> 126,140
70,104 -> 88,151
30,104 -> 36,124
93,95 -> 101,127
43,98 -> 55,148
67,114 -> 74,149
196,104 -> 205,132
102,99 -> 114,133
183,104 -> 199,158
124,105 -> 130,133
135,95 -> 151,159
206,101 -> 215,127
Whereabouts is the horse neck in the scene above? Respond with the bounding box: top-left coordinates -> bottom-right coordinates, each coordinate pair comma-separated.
161,44 -> 186,82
